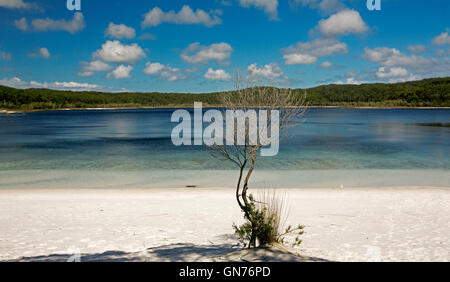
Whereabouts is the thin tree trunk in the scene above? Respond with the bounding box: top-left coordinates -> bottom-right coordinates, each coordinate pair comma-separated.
235,162 -> 246,211
242,152 -> 257,248
242,152 -> 256,207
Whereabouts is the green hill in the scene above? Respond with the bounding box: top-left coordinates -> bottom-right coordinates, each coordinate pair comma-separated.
1,77 -> 449,111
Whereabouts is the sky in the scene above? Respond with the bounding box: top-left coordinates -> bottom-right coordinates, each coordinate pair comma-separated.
0,0 -> 449,93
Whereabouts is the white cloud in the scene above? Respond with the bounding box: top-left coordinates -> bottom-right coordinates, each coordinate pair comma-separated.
407,45 -> 427,53
335,77 -> 365,85
386,75 -> 421,83
247,63 -> 283,79
375,67 -> 419,83
107,65 -> 133,79
362,47 -> 431,67
14,17 -> 28,31
291,0 -> 346,15
93,40 -> 146,64
363,46 -> 450,81
28,47 -> 50,59
186,67 -> 198,73
143,62 -> 187,81
376,67 -> 409,79
0,49 -> 12,61
431,30 -> 450,45
282,38 -> 347,65
316,9 -> 369,36
29,12 -> 85,34
363,47 -> 399,63
284,54 -> 317,65
0,0 -> 31,9
144,62 -> 164,75
220,0 -> 232,6
181,42 -> 233,64
0,77 -> 104,91
0,77 -> 28,88
435,49 -> 445,57
39,47 -> 50,59
142,5 -> 222,28
78,60 -> 112,77
77,72 -> 93,77
204,68 -> 232,81
318,61 -> 333,69
105,23 -> 136,39
51,81 -> 100,90
345,77 -> 364,85
238,0 -> 279,20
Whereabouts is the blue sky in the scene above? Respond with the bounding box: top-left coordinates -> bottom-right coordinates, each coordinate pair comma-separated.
0,0 -> 449,93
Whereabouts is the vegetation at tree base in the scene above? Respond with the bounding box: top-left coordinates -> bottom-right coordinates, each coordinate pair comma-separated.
0,77 -> 449,111
233,193 -> 305,248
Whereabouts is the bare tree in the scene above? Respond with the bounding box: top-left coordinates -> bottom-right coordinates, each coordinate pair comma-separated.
209,71 -> 307,248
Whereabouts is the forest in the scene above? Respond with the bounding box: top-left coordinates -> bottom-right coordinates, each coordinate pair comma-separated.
0,77 -> 449,111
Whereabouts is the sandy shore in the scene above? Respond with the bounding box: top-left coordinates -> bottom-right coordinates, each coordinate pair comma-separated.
0,187 -> 448,262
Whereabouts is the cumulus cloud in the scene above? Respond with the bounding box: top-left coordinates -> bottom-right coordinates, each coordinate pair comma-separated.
142,5 -> 222,28
219,0 -> 232,6
291,0 -> 346,15
376,67 -> 409,79
376,67 -> 419,83
105,23 -> 136,39
20,12 -> 86,34
362,47 -> 431,67
39,47 -> 50,59
28,47 -> 50,59
107,65 -> 133,79
247,63 -> 283,79
282,38 -> 347,65
318,61 -> 333,69
14,17 -> 28,31
407,45 -> 427,53
0,0 -> 31,9
284,54 -> 317,65
316,9 -> 369,36
181,42 -> 233,64
435,49 -> 445,57
143,62 -> 187,81
93,40 -> 146,64
431,30 -> 450,45
78,60 -> 112,77
204,68 -> 232,81
0,77 -> 28,88
362,46 -> 450,82
51,81 -> 100,90
0,77 -> 104,91
238,0 -> 279,20
335,77 -> 365,85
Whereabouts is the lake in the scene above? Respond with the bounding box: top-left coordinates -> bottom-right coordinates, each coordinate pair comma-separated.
0,108 -> 449,188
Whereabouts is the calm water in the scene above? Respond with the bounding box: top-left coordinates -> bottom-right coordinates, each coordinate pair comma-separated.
0,108 -> 449,188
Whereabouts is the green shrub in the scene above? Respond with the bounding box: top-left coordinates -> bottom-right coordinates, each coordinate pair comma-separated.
233,192 -> 305,248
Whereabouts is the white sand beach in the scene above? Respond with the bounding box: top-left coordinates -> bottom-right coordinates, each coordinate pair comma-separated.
0,187 -> 449,262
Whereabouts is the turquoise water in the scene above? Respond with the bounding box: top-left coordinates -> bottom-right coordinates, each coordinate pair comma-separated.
0,108 -> 449,188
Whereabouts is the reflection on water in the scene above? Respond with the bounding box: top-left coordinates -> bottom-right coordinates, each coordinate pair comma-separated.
0,108 -> 449,171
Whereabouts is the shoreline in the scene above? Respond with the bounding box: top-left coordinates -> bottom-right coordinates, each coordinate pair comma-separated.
1,186 -> 448,262
0,186 -> 448,192
2,106 -> 450,114
1,169 -> 449,190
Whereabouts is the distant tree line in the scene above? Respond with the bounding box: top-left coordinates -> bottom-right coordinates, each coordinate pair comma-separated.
0,77 -> 449,111
300,77 -> 450,107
